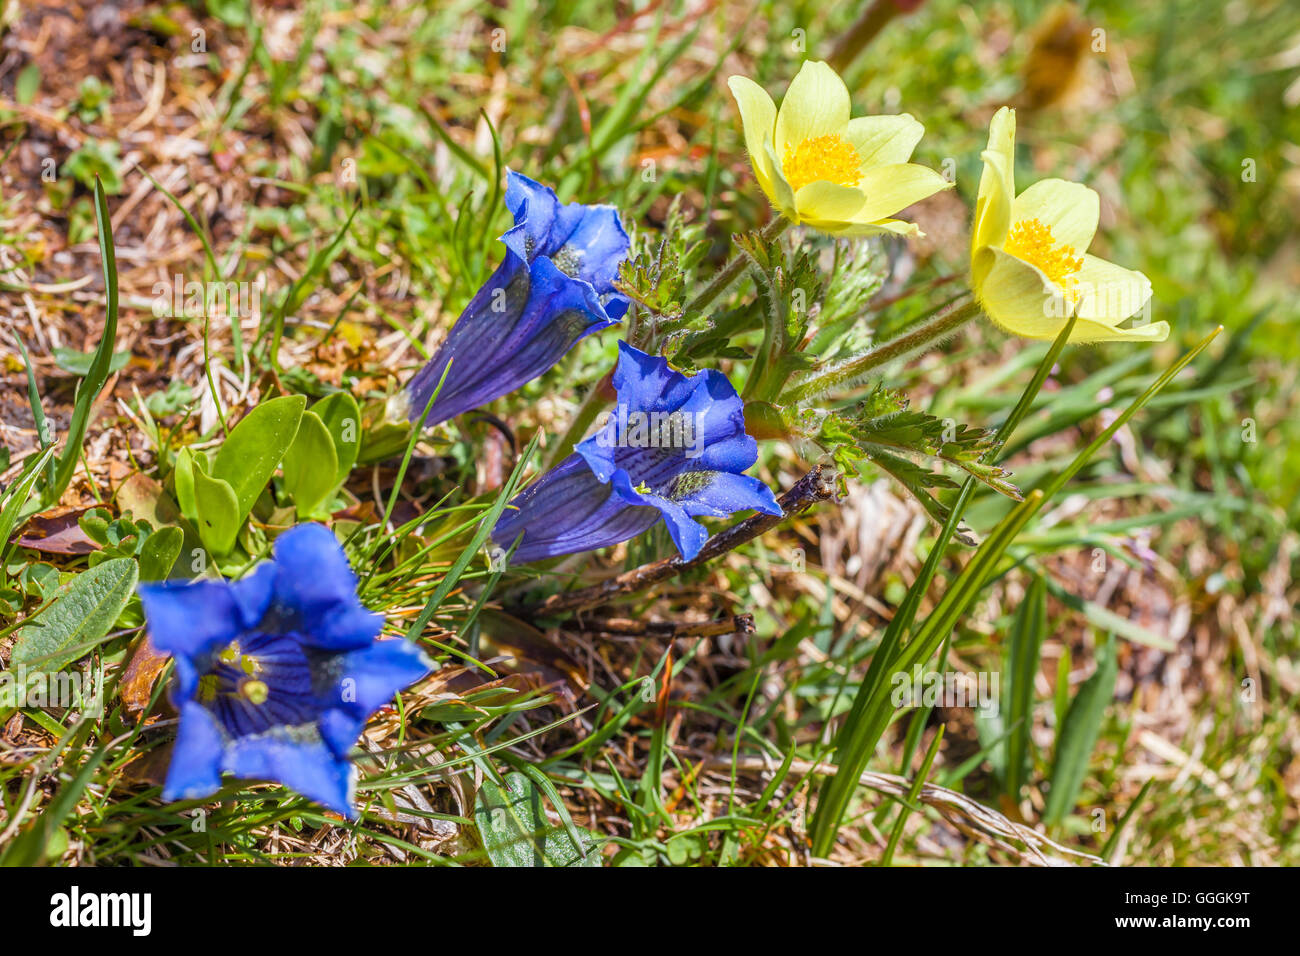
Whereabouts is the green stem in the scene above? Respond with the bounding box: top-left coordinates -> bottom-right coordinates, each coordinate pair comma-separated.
784,297 -> 979,404
544,374 -> 611,471
828,0 -> 907,73
672,216 -> 791,327
807,313 -> 1079,858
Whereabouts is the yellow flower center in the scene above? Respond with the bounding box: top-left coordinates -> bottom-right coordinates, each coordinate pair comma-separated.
198,640 -> 268,704
783,134 -> 862,193
1004,218 -> 1083,296
240,679 -> 270,705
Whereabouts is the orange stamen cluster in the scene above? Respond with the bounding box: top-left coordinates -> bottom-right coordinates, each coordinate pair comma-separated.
783,134 -> 862,193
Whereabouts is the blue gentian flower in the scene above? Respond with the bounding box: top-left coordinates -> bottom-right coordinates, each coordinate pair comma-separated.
492,342 -> 782,563
138,524 -> 431,817
403,170 -> 630,426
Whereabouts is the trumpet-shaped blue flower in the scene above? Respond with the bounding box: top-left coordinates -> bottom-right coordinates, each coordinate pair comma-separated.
403,170 -> 630,426
493,342 -> 782,563
138,523 -> 431,817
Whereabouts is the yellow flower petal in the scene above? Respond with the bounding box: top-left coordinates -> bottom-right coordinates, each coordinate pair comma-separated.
850,163 -> 952,224
774,61 -> 851,161
1012,178 -> 1099,253
794,180 -> 866,222
976,248 -> 1166,343
1073,254 -> 1155,325
974,246 -> 1062,338
973,107 -> 1016,253
843,114 -> 924,166
727,76 -> 779,194
763,138 -> 797,218
807,217 -> 923,238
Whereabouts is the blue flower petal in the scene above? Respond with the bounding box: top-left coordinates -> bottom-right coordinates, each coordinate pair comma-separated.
405,169 -> 628,429
609,470 -> 710,560
492,454 -> 659,564
549,202 -> 630,291
317,708 -> 366,760
676,372 -> 760,474
678,471 -> 783,519
407,256 -> 620,427
269,524 -> 381,650
161,701 -> 225,802
502,171 -> 630,292
223,728 -> 357,818
609,341 -> 697,415
139,561 -> 274,658
502,343 -> 780,563
502,170 -> 563,263
333,639 -> 432,718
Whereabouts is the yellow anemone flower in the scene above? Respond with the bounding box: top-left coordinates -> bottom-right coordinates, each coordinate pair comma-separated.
972,106 -> 1168,343
727,60 -> 951,237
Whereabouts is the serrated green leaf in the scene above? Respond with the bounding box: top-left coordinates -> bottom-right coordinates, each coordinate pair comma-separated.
10,557 -> 138,672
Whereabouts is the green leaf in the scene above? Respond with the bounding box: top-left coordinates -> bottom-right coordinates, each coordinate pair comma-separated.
281,410 -> 338,518
474,772 -> 602,867
51,347 -> 130,377
1004,574 -> 1047,799
15,63 -> 40,105
138,526 -> 183,581
311,392 -> 361,486
210,395 -> 306,520
192,470 -> 241,557
48,178 -> 119,506
1043,636 -> 1118,826
0,446 -> 56,569
173,447 -> 202,524
10,557 -> 138,672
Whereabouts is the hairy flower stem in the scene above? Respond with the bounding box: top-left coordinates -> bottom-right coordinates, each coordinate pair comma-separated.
783,297 -> 980,404
553,217 -> 792,467
678,215 -> 791,323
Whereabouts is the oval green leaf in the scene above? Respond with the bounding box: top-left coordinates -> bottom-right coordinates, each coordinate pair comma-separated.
192,469 -> 240,557
11,557 -> 139,672
211,395 -> 305,520
282,409 -> 339,518
311,391 -> 361,486
138,526 -> 184,581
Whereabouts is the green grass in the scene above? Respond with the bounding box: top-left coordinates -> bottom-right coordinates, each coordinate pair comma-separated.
0,0 -> 1295,866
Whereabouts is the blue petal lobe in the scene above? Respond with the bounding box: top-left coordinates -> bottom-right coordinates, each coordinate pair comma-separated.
332,639 -> 433,718
139,571 -> 269,659
223,728 -> 357,818
492,454 -> 659,563
268,524 -> 381,650
161,701 -> 225,802
678,471 -> 783,518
